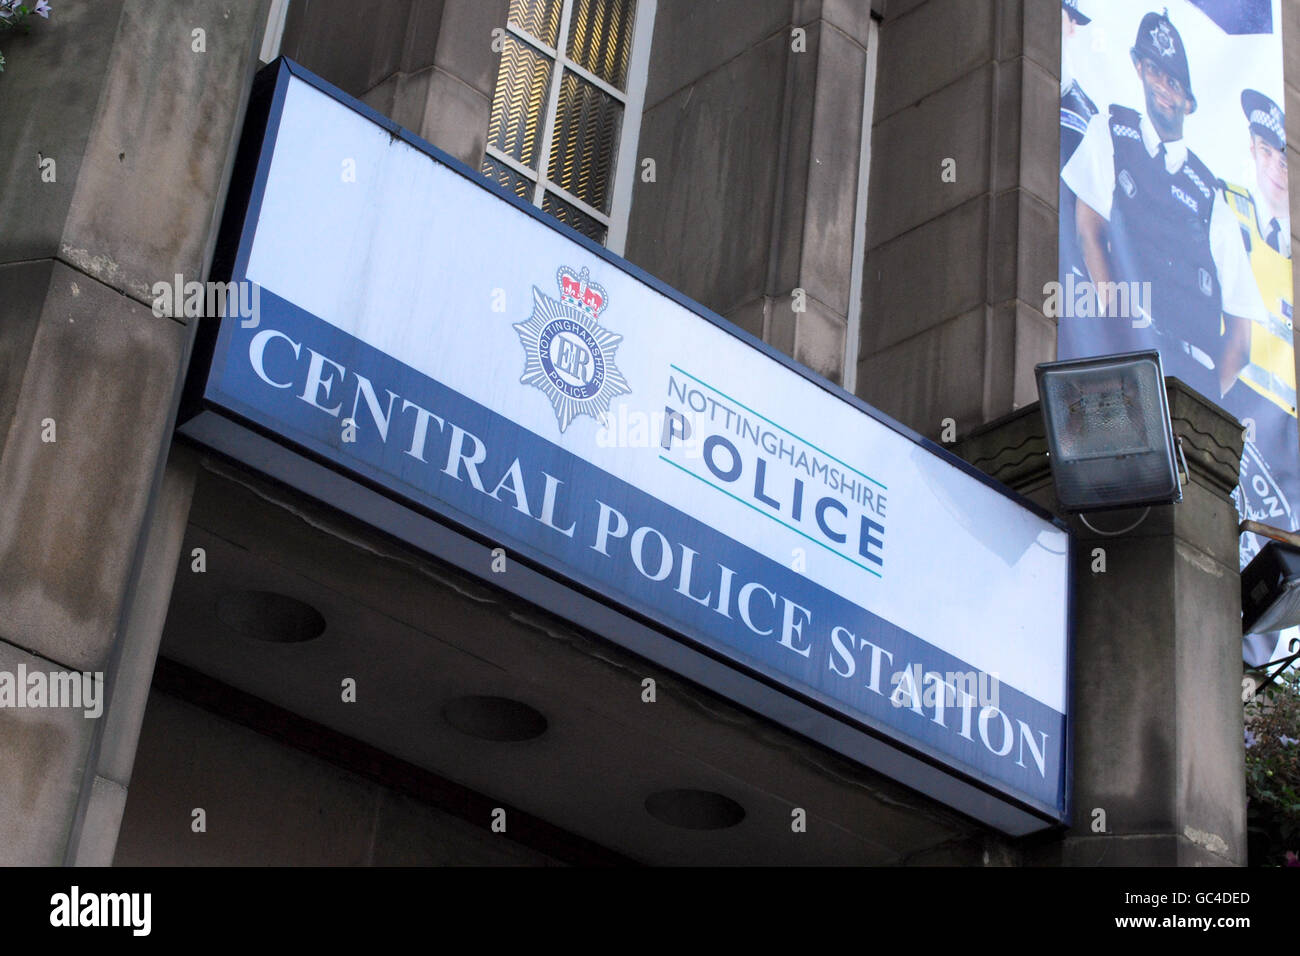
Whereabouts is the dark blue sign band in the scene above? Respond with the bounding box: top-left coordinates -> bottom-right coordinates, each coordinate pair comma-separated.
205,293 -> 1067,813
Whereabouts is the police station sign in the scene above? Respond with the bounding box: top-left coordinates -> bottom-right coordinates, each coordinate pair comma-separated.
182,60 -> 1073,833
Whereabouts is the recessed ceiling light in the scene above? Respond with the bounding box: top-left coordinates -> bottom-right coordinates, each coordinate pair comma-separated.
441,695 -> 548,742
644,789 -> 745,830
215,590 -> 326,644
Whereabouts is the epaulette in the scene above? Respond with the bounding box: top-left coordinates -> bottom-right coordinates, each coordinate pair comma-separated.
1221,180 -> 1255,217
1061,107 -> 1091,136
1182,164 -> 1211,199
1108,104 -> 1141,142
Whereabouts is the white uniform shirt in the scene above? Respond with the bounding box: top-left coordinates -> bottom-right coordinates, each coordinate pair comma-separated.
1061,109 -> 1267,322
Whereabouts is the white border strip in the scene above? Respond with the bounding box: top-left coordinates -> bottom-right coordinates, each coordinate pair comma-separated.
842,17 -> 879,394
606,0 -> 658,255
259,0 -> 292,64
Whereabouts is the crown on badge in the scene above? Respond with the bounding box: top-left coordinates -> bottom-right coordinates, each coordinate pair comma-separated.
557,266 -> 608,320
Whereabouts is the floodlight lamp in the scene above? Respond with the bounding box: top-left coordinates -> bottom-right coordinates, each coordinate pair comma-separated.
1034,350 -> 1182,513
1242,540 -> 1300,634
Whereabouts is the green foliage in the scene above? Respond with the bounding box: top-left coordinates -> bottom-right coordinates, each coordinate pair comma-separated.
1245,668 -> 1300,866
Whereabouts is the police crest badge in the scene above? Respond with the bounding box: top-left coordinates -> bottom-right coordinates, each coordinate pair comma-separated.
514,266 -> 631,433
1150,20 -> 1176,59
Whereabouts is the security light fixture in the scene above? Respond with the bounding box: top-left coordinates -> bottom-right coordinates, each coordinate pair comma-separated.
1242,537 -> 1300,634
1035,350 -> 1182,514
1238,523 -> 1300,696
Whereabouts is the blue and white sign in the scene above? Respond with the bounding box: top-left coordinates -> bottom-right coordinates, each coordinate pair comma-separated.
185,61 -> 1073,831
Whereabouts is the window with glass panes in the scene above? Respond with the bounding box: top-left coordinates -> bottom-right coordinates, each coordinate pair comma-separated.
482,0 -> 645,247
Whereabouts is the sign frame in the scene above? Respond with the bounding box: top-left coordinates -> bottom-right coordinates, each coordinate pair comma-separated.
180,58 -> 1075,836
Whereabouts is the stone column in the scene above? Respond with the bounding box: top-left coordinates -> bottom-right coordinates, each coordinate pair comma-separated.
279,0 -> 509,168
1285,1 -> 1300,364
860,0 -> 1059,437
0,0 -> 269,864
625,0 -> 875,384
67,450 -> 197,865
956,380 -> 1248,865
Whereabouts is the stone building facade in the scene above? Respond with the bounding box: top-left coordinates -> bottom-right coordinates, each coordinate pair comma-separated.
0,0 -> 1284,865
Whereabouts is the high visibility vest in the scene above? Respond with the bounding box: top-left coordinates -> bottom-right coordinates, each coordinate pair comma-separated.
1222,181 -> 1296,417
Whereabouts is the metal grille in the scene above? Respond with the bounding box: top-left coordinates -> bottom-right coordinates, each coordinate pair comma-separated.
485,35 -> 553,171
481,156 -> 534,199
566,0 -> 636,90
508,0 -> 563,48
543,192 -> 608,244
484,0 -> 646,246
547,71 -> 623,215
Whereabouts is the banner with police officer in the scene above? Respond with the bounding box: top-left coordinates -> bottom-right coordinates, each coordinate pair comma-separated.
1058,0 -> 1296,667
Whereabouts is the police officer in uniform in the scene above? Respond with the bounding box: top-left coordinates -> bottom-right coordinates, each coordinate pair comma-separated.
1219,90 -> 1299,668
1062,9 -> 1265,402
1058,0 -> 1097,359
1222,90 -> 1294,420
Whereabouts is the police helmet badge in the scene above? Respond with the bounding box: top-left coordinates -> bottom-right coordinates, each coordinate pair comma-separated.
513,266 -> 631,433
1132,10 -> 1194,106
1150,20 -> 1176,58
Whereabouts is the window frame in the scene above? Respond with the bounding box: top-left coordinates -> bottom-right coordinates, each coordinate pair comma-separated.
484,0 -> 657,254
259,0 -> 292,63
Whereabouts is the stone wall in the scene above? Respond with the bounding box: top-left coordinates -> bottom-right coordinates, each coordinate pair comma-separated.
625,0 -> 874,383
0,0 -> 271,864
859,0 -> 1059,436
280,0 -> 508,168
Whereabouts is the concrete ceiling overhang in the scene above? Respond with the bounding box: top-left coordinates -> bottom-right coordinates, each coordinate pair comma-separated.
148,454 -> 988,865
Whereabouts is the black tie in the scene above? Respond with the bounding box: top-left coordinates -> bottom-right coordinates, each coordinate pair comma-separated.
1267,218 -> 1282,253
1156,142 -> 1166,170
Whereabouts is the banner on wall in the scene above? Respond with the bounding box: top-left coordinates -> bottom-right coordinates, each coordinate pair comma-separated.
1058,0 -> 1296,666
